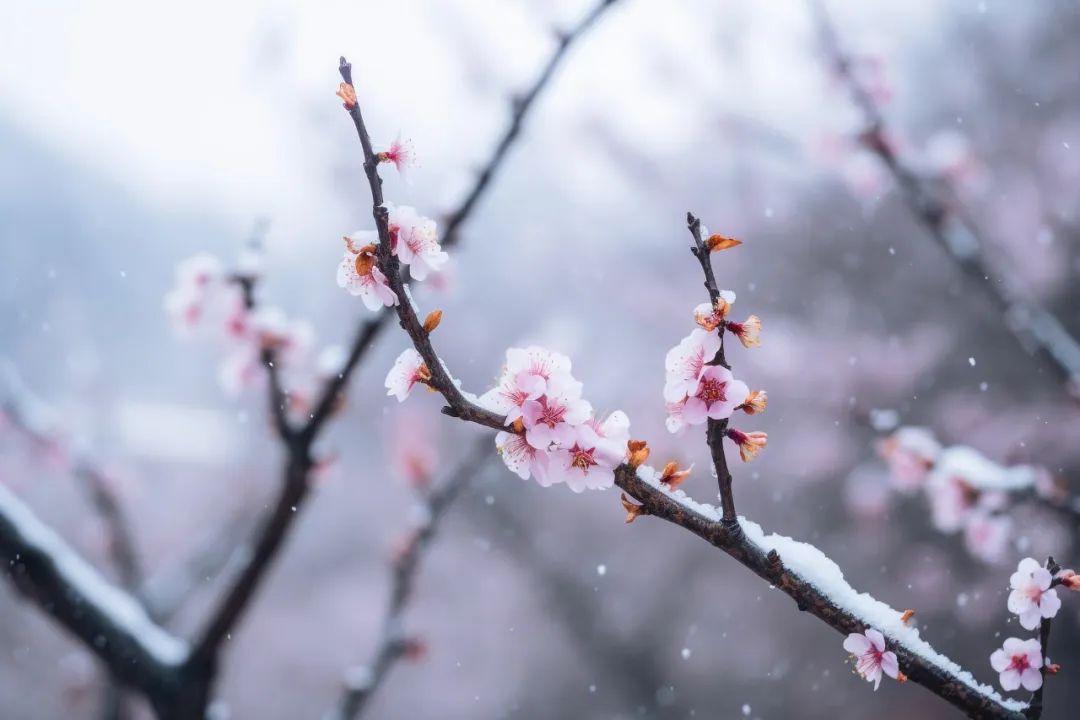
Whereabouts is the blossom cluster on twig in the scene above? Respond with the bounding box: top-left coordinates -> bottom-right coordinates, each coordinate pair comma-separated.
875,426 -> 1067,564
332,60 -> 1071,718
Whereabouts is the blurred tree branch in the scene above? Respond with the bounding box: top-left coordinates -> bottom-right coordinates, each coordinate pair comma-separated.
809,0 -> 1080,397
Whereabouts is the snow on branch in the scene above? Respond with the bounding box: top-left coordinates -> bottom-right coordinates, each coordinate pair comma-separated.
337,60 -> 1059,717
0,482 -> 187,693
1,360 -> 145,596
808,0 -> 1080,396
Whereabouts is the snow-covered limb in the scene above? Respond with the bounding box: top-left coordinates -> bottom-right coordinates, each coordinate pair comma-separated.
330,437 -> 491,720
341,19 -> 1032,715
0,483 -> 187,698
1,361 -> 145,598
614,466 -> 1027,719
809,0 -> 1080,396
873,426 -> 1080,565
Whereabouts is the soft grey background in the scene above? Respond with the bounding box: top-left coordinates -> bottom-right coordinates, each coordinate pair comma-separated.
1,0 -> 1078,717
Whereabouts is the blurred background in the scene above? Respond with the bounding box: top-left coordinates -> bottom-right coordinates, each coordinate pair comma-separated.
2,0 -> 1078,717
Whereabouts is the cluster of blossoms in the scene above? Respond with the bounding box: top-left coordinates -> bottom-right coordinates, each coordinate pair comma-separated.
986,557 -> 1079,693
335,138 -> 445,311
664,289 -> 766,461
165,252 -> 342,405
385,345 -> 629,493
876,427 -> 1055,564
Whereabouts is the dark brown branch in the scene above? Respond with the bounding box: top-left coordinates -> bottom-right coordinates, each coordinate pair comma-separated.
809,0 -> 1080,395
613,467 -> 1025,720
0,483 -> 185,704
366,196 -> 1027,717
1,363 -> 145,597
686,214 -> 739,526
440,0 -> 622,251
307,0 -> 619,437
333,437 -> 491,720
339,60 -> 509,434
187,441 -> 311,669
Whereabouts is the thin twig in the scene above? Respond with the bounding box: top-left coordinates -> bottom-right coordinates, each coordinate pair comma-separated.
808,0 -> 1080,395
306,0 -> 620,436
332,437 -> 492,720
686,215 -> 739,527
347,72 -> 1026,712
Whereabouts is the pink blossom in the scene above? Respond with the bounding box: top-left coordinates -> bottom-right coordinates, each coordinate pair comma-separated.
506,346 -> 574,397
681,366 -> 749,426
876,427 -> 940,492
664,401 -> 687,434
990,638 -> 1043,692
479,347 -> 573,425
963,512 -> 1011,565
337,245 -> 398,311
1008,558 -> 1062,630
843,628 -> 899,690
495,430 -> 551,485
384,349 -> 430,402
379,133 -> 416,178
521,373 -> 592,450
386,204 -> 448,281
664,329 -> 721,403
548,412 -> 628,493
164,253 -> 243,337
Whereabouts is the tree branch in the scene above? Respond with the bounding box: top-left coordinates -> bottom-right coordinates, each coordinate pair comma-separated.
808,0 -> 1080,395
331,436 -> 491,720
0,483 -> 186,700
347,79 -> 1028,714
440,0 -> 622,251
1,362 -> 145,597
307,0 -> 620,436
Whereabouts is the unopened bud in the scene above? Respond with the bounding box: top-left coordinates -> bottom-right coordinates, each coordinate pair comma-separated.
620,493 -> 648,524
402,637 -> 427,662
627,439 -> 650,468
659,461 -> 692,490
336,82 -> 357,109
737,390 -> 768,415
727,315 -> 762,348
727,428 -> 768,463
423,309 -> 443,333
417,363 -> 432,384
1057,569 -> 1080,591
706,233 -> 742,252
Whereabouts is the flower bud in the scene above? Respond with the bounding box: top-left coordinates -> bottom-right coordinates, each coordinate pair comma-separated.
706,233 -> 742,252
658,461 -> 692,490
423,309 -> 443,333
737,390 -> 767,415
727,428 -> 768,462
627,439 -> 650,468
336,82 -> 357,109
1057,569 -> 1080,591
727,315 -> 762,348
620,493 -> 648,524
